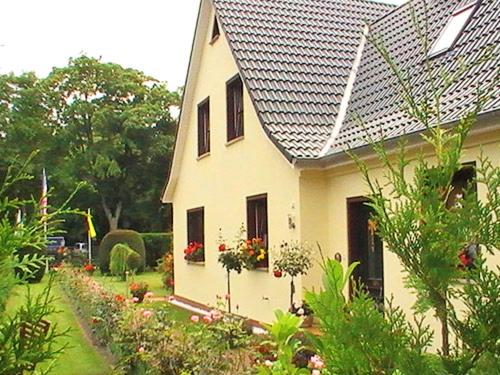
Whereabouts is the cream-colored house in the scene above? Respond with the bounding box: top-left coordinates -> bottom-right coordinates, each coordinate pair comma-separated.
163,0 -> 499,340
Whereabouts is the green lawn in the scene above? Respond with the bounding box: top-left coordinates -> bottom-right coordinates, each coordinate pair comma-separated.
93,271 -> 168,298
6,278 -> 112,375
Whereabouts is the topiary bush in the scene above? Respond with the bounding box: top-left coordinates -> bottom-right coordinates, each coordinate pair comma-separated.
110,244 -> 141,280
141,233 -> 172,268
14,246 -> 46,283
99,230 -> 145,273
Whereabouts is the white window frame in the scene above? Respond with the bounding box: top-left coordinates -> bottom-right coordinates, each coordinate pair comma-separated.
428,2 -> 479,57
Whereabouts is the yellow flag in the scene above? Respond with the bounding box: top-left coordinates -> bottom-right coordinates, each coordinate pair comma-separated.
87,210 -> 97,238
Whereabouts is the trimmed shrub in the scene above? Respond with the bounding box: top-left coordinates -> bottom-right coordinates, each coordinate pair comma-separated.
110,244 -> 141,280
14,246 -> 46,283
141,232 -> 172,268
99,230 -> 146,273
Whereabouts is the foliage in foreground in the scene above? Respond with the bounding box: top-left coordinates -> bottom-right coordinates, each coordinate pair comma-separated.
0,160 -> 74,373
306,260 -> 442,375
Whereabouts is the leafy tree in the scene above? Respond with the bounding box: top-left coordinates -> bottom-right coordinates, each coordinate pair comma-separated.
344,5 -> 499,374
43,55 -> 179,231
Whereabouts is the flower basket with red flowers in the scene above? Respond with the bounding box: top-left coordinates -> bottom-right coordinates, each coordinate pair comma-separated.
129,281 -> 148,303
241,238 -> 268,269
83,263 -> 96,276
184,242 -> 205,263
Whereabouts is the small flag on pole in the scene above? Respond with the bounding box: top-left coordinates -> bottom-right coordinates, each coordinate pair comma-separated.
86,209 -> 97,239
41,168 -> 48,218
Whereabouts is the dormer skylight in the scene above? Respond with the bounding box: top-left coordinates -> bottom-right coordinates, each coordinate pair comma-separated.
428,2 -> 479,57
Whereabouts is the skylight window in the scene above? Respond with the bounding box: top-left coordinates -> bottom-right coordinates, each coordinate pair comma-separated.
429,2 -> 478,56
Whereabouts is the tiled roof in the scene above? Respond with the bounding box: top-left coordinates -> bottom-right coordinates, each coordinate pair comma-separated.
212,0 -> 395,159
328,0 -> 500,155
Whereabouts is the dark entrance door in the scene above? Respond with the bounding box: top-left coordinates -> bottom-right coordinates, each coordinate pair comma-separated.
347,197 -> 384,307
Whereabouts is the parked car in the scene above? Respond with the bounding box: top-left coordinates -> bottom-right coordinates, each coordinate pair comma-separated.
47,237 -> 65,254
74,242 -> 88,253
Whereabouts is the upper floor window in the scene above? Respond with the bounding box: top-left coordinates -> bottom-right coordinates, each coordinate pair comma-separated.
197,98 -> 210,156
211,17 -> 220,43
227,75 -> 244,141
428,2 -> 478,57
185,207 -> 205,262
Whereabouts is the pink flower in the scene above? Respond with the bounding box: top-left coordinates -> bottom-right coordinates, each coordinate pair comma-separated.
132,297 -> 139,303
145,292 -> 154,298
190,315 -> 200,323
311,370 -> 321,375
309,355 -> 324,369
137,346 -> 145,353
202,315 -> 213,324
209,309 -> 223,321
143,310 -> 153,318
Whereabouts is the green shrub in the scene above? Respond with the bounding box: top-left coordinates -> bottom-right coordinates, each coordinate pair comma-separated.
98,230 -> 145,273
14,247 -> 46,284
140,232 -> 172,268
110,244 -> 140,280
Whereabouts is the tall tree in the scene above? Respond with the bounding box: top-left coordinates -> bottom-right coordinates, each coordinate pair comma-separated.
44,56 -> 178,231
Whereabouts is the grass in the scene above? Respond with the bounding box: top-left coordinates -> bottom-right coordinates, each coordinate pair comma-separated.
92,271 -> 191,322
6,277 -> 112,375
93,271 -> 167,298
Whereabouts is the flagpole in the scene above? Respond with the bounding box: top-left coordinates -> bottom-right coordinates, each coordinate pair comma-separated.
88,208 -> 92,263
42,169 -> 48,272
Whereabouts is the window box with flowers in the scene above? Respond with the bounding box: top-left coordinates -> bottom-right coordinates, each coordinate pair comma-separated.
241,238 -> 268,270
184,242 -> 205,263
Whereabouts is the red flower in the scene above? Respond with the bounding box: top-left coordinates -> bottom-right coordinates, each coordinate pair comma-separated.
115,294 -> 125,303
249,250 -> 255,257
459,252 -> 472,266
167,278 -> 175,286
273,270 -> 282,278
219,244 -> 226,252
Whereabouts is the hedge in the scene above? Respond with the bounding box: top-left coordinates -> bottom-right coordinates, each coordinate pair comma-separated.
141,232 -> 172,268
99,230 -> 145,273
110,244 -> 141,280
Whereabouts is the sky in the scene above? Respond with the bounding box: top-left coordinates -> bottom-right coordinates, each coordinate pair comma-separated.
0,0 -> 405,91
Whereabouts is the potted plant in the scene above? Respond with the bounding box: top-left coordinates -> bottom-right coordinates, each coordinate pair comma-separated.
129,281 -> 148,303
184,242 -> 205,263
289,301 -> 314,327
273,241 -> 313,323
218,231 -> 245,313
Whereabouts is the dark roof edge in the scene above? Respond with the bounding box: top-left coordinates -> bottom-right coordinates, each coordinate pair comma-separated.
212,0 -> 296,164
293,109 -> 500,170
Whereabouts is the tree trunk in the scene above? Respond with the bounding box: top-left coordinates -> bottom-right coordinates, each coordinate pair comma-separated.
101,197 -> 122,232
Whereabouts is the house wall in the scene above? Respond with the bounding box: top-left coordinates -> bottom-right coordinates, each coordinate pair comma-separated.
171,6 -> 301,323
299,125 -> 500,350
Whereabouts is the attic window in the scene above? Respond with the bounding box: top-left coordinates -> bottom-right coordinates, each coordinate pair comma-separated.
428,2 -> 478,57
210,17 -> 220,43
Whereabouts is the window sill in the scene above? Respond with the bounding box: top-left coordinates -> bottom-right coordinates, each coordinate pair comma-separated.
249,267 -> 269,273
197,152 -> 210,161
209,35 -> 220,45
225,136 -> 244,147
186,261 -> 205,266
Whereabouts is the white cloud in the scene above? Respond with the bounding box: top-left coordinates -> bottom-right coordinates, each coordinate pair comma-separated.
0,0 -> 405,91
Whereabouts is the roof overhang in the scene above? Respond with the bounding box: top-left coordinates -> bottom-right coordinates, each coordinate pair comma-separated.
293,109 -> 500,171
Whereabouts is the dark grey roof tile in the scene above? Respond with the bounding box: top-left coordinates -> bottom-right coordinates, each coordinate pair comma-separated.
213,0 -> 394,158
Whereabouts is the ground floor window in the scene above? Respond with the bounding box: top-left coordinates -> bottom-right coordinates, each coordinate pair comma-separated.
185,207 -> 205,262
246,194 -> 268,268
